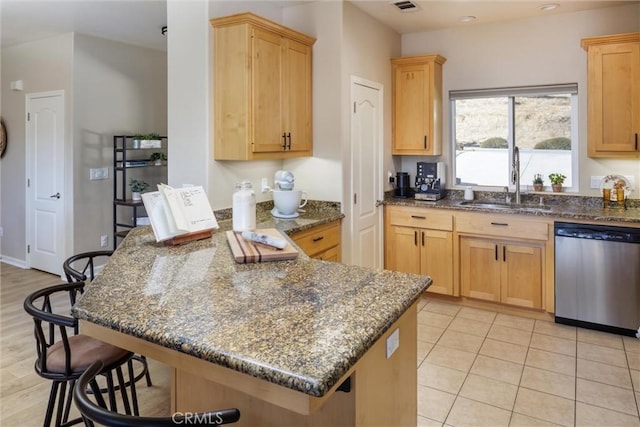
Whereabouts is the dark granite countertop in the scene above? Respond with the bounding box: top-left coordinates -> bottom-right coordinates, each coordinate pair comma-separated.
384,191 -> 640,224
72,204 -> 430,398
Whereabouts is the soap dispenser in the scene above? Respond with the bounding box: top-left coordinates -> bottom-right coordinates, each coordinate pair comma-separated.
464,186 -> 474,201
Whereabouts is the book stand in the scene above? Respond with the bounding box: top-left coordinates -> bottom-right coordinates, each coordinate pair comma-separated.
164,229 -> 215,246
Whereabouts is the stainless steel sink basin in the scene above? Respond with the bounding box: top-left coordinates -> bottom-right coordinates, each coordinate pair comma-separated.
458,201 -> 552,212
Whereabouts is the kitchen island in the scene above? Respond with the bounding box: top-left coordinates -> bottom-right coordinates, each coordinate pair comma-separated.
72,221 -> 430,426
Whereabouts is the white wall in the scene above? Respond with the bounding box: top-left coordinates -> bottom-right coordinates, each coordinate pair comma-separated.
0,34 -> 74,266
74,34 -> 167,253
167,0 -> 211,193
342,1 -> 401,195
0,32 -> 167,265
400,4 -> 640,198
282,2 -> 344,203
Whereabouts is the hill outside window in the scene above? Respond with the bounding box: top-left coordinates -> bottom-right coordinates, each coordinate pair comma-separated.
451,83 -> 578,191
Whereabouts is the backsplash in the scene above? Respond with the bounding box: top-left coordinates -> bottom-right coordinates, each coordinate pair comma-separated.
386,190 -> 640,209
215,200 -> 341,221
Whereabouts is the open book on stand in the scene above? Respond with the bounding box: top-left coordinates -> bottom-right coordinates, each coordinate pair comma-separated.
141,184 -> 218,244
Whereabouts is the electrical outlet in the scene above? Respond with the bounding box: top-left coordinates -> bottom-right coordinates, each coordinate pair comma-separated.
261,177 -> 270,193
100,235 -> 108,247
386,328 -> 399,359
590,176 -> 604,189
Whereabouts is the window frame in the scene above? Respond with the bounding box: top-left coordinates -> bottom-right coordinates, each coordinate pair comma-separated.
450,84 -> 579,193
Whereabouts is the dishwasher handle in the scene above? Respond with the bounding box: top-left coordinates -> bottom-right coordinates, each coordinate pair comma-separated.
555,226 -> 640,243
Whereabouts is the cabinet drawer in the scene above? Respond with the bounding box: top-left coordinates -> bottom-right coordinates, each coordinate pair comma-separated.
386,206 -> 453,231
291,221 -> 341,257
456,212 -> 549,241
313,246 -> 339,262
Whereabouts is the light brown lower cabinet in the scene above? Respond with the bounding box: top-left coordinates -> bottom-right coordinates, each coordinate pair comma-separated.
290,220 -> 341,261
384,206 -> 454,295
460,236 -> 543,309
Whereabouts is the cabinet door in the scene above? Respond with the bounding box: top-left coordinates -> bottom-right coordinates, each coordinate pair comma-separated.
284,39 -> 312,154
501,243 -> 542,309
385,225 -> 421,275
420,229 -> 453,295
252,28 -> 285,153
393,63 -> 430,153
588,42 -> 640,156
460,237 -> 501,302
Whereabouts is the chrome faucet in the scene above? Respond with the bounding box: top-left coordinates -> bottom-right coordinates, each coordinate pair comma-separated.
512,146 -> 521,205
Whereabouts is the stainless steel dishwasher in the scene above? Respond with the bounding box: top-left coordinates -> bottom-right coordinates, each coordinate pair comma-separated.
555,222 -> 640,337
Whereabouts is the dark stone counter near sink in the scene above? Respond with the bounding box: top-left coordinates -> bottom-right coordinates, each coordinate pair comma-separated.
384,191 -> 640,224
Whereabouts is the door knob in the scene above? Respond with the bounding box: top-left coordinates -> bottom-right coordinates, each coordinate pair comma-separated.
50,192 -> 61,199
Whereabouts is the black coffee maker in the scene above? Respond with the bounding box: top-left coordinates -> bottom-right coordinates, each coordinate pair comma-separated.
394,172 -> 412,198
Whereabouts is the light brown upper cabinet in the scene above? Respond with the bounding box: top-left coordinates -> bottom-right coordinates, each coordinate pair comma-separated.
211,13 -> 316,160
582,32 -> 640,158
391,55 -> 446,156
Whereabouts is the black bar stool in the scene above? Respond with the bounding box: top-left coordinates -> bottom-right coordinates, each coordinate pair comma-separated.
75,360 -> 240,427
24,282 -> 139,427
63,251 -> 153,388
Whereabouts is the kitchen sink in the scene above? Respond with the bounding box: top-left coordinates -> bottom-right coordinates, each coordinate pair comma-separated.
457,201 -> 552,212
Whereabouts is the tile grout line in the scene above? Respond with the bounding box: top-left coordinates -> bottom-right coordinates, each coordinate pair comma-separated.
419,300 -> 640,426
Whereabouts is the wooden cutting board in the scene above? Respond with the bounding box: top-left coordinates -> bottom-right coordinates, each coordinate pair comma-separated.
226,229 -> 298,264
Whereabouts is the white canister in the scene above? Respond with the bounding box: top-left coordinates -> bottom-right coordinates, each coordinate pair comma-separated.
232,181 -> 256,232
464,186 -> 474,201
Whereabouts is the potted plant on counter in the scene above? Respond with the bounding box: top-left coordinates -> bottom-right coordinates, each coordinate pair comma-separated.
548,173 -> 566,193
149,152 -> 167,166
129,178 -> 149,201
533,174 -> 544,192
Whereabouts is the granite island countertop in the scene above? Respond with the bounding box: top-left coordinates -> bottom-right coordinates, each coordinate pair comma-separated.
384,192 -> 640,224
72,213 -> 430,398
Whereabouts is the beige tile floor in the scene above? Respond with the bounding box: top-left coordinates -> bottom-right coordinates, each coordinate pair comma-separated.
416,298 -> 640,427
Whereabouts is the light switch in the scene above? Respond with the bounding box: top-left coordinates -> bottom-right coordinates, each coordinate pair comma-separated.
90,167 -> 109,180
386,328 -> 399,359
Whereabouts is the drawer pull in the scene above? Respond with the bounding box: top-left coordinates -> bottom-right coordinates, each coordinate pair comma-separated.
490,222 -> 509,226
312,236 -> 324,242
411,215 -> 426,220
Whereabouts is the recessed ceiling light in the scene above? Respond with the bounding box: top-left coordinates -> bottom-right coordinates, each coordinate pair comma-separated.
458,16 -> 477,23
539,3 -> 560,11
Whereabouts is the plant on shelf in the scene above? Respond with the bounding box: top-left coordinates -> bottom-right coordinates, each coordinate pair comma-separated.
548,173 -> 566,192
533,174 -> 544,192
129,178 -> 150,201
132,133 -> 161,149
133,133 -> 160,141
149,152 -> 167,165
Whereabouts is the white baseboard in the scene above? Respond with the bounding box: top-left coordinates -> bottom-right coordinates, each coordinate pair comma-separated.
1,256 -> 27,269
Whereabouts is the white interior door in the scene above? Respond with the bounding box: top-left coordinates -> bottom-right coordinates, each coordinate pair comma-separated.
27,91 -> 66,275
350,77 -> 383,269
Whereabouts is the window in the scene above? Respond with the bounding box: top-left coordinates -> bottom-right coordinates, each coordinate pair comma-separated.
451,84 -> 578,190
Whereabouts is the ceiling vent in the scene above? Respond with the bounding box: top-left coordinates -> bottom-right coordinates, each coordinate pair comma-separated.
391,0 -> 421,13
